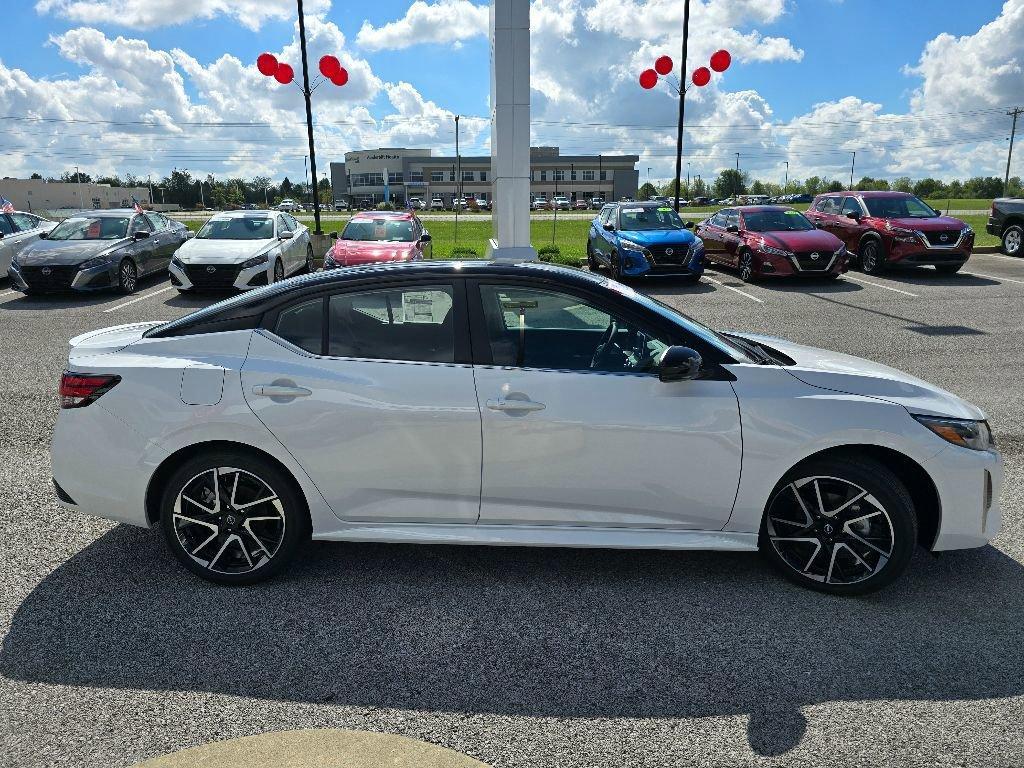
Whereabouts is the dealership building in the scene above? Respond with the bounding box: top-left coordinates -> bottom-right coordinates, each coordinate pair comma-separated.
0,178 -> 154,213
329,147 -> 639,208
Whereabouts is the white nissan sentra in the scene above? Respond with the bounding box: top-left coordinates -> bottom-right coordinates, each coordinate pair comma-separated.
50,261 -> 1002,594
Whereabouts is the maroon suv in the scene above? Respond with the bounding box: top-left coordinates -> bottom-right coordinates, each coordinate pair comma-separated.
806,191 -> 973,274
697,206 -> 847,282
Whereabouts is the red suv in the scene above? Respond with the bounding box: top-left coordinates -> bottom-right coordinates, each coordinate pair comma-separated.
806,191 -> 973,275
325,211 -> 431,268
697,205 -> 847,282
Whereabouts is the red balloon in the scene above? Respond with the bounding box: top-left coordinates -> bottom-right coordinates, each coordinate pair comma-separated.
639,69 -> 658,89
256,52 -> 278,77
330,67 -> 349,87
654,55 -> 673,76
319,54 -> 340,79
274,63 -> 294,85
691,66 -> 711,87
710,49 -> 731,73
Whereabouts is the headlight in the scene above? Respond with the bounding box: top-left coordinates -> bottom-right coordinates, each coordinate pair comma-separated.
241,253 -> 269,269
619,239 -> 651,257
888,225 -> 918,241
690,239 -> 704,253
833,246 -> 846,258
961,225 -> 974,236
913,415 -> 995,451
78,257 -> 107,271
759,244 -> 793,258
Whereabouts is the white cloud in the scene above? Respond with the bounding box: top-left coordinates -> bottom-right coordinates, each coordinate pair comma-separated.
35,0 -> 330,31
356,0 -> 489,51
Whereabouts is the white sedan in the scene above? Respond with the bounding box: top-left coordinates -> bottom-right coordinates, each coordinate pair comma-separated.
50,261 -> 1001,593
1,210 -> 57,276
169,211 -> 314,292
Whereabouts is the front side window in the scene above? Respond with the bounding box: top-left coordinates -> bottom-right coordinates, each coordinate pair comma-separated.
329,286 -> 455,363
46,216 -> 130,241
144,213 -> 166,232
0,216 -> 13,236
478,285 -> 670,374
277,216 -> 292,234
599,206 -> 615,226
863,195 -> 937,219
129,215 -> 153,234
820,196 -> 842,215
724,211 -> 740,230
841,197 -> 862,217
196,217 -> 275,240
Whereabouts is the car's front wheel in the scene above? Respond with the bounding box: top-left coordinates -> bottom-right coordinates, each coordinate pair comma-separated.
586,242 -> 600,271
273,257 -> 284,283
738,250 -> 757,282
160,452 -> 310,585
117,258 -> 138,294
304,244 -> 316,273
859,238 -> 886,274
1001,224 -> 1022,257
759,456 -> 916,595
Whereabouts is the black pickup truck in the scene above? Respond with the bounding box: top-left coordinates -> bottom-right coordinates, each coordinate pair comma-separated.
987,198 -> 1024,256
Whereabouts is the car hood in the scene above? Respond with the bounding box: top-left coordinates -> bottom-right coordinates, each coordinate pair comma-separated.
16,238 -> 123,266
880,215 -> 965,231
329,240 -> 417,265
754,229 -> 843,252
618,229 -> 697,247
731,332 -> 985,421
176,238 -> 274,264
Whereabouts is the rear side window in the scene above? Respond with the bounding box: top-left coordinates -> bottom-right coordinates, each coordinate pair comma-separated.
328,285 -> 455,363
274,298 -> 323,354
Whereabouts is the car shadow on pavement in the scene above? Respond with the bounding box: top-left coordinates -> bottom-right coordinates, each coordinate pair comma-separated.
855,268 -> 1000,287
0,273 -> 170,311
3,526 -> 1023,757
748,278 -> 863,294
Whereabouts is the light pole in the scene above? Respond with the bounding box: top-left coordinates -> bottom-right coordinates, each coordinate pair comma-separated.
849,151 -> 856,189
197,179 -> 205,209
734,152 -> 740,199
784,160 -> 789,193
455,114 -> 461,243
74,165 -> 84,209
686,161 -> 690,198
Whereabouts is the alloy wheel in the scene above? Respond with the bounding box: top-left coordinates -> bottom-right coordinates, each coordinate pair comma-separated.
861,242 -> 880,273
739,252 -> 754,282
119,260 -> 137,293
274,259 -> 284,283
765,475 -> 895,586
172,467 -> 286,576
1005,227 -> 1022,256
305,245 -> 315,272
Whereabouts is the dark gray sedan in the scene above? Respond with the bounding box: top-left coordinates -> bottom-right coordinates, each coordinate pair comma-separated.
8,209 -> 189,294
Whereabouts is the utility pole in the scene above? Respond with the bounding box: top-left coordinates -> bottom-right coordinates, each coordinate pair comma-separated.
455,114 -> 460,244
197,179 -> 205,209
147,174 -> 153,207
672,0 -> 691,213
296,0 -> 322,233
734,152 -> 740,199
849,151 -> 856,189
1006,107 -> 1022,197
686,162 -> 690,197
75,165 -> 83,209
552,166 -> 559,244
784,161 -> 789,193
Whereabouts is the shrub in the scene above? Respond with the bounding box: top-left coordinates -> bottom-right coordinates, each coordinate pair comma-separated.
375,201 -> 396,211
450,246 -> 479,257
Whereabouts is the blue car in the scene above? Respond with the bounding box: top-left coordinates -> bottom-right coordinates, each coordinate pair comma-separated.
586,201 -> 705,280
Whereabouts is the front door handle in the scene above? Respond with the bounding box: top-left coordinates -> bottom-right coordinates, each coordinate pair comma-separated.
252,384 -> 312,399
486,398 -> 545,412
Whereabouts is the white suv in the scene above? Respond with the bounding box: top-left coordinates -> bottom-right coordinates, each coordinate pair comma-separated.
277,199 -> 301,213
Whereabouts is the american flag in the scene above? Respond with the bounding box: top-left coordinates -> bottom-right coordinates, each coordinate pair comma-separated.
0,195 -> 13,214
132,195 -> 144,214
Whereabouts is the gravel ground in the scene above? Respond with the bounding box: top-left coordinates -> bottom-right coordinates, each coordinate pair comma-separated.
1,253 -> 1023,767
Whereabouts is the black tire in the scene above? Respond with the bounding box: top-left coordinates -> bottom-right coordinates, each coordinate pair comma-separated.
304,244 -> 316,273
758,456 -> 917,596
273,258 -> 285,283
738,250 -> 758,282
609,251 -> 623,281
935,263 -> 964,274
117,258 -> 138,294
1001,224 -> 1022,257
859,238 -> 886,274
159,451 -> 310,585
586,243 -> 600,271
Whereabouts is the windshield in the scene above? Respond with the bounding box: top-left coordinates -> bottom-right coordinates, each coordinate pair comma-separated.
619,206 -> 685,231
743,209 -> 815,232
195,217 -> 275,240
863,196 -> 937,218
47,216 -> 129,241
342,218 -> 416,242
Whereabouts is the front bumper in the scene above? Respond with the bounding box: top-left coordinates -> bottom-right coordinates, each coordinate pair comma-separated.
756,251 -> 847,278
619,246 -> 705,278
888,231 -> 974,266
924,443 -> 1003,551
8,260 -> 117,293
169,259 -> 272,292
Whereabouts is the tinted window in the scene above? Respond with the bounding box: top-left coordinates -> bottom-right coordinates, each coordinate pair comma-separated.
743,209 -> 815,232
478,285 -> 670,374
10,213 -> 39,231
841,197 -> 862,216
129,215 -> 153,234
276,216 -> 292,234
145,213 -> 166,232
820,197 -> 842,215
329,286 -> 455,363
863,195 -> 937,219
0,216 -> 13,236
275,298 -> 323,354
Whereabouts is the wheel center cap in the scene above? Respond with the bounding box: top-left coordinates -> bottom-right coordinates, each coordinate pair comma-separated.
224,514 -> 237,528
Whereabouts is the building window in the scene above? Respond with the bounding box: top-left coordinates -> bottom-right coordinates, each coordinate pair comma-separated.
479,171 -> 487,182
407,172 -> 424,183
582,170 -> 595,181
430,171 -> 445,183
539,170 -> 548,182
570,170 -> 577,181
462,170 -> 474,182
554,170 -> 565,182
600,170 -> 608,181
450,171 -> 456,182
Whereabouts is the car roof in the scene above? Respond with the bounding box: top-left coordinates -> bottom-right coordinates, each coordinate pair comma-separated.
66,209 -> 142,217
613,201 -> 671,208
734,205 -> 796,212
817,191 -> 913,198
209,210 -> 278,218
350,210 -> 415,220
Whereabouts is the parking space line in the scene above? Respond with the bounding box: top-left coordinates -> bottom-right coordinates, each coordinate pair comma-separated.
0,289 -> 15,299
981,252 -> 1020,262
964,271 -> 1024,285
702,274 -> 764,303
103,286 -> 175,313
842,274 -> 918,297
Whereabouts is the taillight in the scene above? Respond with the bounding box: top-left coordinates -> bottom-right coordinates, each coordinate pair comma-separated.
60,372 -> 121,409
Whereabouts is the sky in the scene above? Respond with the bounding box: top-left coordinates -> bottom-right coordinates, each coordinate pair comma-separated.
0,0 -> 1021,187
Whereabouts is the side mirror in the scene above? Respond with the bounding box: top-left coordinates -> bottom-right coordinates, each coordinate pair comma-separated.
726,224 -> 739,234
133,230 -> 150,240
603,222 -> 615,232
845,211 -> 860,221
330,231 -> 338,240
279,231 -> 294,240
684,221 -> 695,229
659,346 -> 703,382
420,232 -> 432,242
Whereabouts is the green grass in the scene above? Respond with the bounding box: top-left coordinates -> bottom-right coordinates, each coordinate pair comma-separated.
960,215 -> 998,247
924,199 -> 994,211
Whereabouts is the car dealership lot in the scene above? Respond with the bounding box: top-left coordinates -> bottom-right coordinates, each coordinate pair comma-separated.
2,256 -> 1024,766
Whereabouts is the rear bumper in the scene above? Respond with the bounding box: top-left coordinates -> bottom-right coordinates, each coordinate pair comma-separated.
986,217 -> 1001,236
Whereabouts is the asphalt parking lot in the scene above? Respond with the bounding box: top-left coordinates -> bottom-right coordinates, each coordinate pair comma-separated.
2,254 -> 1024,767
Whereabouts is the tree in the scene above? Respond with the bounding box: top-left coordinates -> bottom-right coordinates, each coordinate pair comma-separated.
691,178 -> 708,198
637,182 -> 658,201
855,176 -> 890,191
280,177 -> 293,198
912,178 -> 943,199
96,175 -> 123,187
749,179 -> 767,196
30,172 -> 42,180
61,170 -> 92,184
892,177 -> 913,193
713,169 -> 748,199
825,179 -> 844,193
803,176 -> 823,195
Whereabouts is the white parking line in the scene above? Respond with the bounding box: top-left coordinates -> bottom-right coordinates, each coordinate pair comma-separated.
842,274 -> 919,297
0,289 -> 15,299
964,271 -> 1024,285
103,286 -> 175,313
702,274 -> 764,303
980,252 -> 1021,262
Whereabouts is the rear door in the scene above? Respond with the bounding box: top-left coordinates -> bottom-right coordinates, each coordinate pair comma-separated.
0,215 -> 15,274
812,195 -> 844,238
721,209 -> 743,266
127,214 -> 159,275
696,212 -> 727,263
836,195 -> 867,250
242,279 -> 482,523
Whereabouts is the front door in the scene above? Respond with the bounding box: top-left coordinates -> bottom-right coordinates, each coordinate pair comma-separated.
471,282 -> 743,530
242,281 -> 482,523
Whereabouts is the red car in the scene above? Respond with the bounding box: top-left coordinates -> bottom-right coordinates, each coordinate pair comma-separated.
806,191 -> 973,275
697,206 -> 847,282
325,211 -> 432,268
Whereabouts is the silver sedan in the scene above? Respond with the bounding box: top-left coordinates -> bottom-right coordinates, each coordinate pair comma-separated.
0,211 -> 57,277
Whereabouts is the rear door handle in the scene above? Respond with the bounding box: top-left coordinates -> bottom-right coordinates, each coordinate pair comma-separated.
486,398 -> 545,412
252,384 -> 312,398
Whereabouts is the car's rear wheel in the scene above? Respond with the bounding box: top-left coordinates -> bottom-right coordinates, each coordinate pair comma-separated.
759,456 -> 916,595
1001,224 -> 1022,257
859,238 -> 886,274
738,250 -> 757,282
117,258 -> 138,294
160,452 -> 309,585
